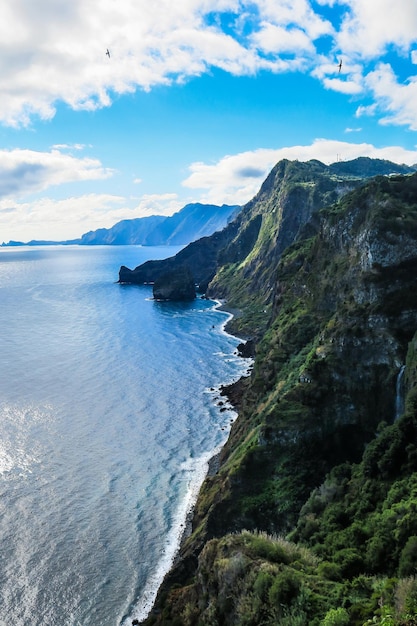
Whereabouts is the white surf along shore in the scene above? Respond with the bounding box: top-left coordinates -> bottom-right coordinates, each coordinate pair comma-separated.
124,300 -> 253,625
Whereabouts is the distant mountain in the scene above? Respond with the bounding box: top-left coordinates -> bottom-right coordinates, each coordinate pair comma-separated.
1,203 -> 239,248
1,238 -> 81,247
79,215 -> 166,245
79,203 -> 239,246
143,203 -> 240,246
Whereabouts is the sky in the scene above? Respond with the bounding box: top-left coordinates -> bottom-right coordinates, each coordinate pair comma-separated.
1,0 -> 417,242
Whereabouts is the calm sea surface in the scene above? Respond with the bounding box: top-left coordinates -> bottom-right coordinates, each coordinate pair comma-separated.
0,245 -> 250,625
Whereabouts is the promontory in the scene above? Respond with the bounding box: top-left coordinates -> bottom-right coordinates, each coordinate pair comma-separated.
120,158 -> 417,625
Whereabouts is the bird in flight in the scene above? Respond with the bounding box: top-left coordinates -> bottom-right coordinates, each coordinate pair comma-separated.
106,49 -> 110,58
338,59 -> 342,73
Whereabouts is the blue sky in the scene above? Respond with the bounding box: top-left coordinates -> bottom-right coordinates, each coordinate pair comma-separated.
1,0 -> 417,242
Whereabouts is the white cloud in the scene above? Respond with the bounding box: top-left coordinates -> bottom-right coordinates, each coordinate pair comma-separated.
183,139 -> 417,205
312,57 -> 364,93
1,0 -> 416,131
0,0 -> 269,125
255,0 -> 333,40
0,148 -> 113,199
0,144 -> 182,241
0,0 -> 415,145
183,150 -> 276,205
322,76 -> 362,95
51,143 -> 87,151
336,0 -> 417,59
310,2 -> 417,125
356,103 -> 378,118
134,193 -> 183,217
364,63 -> 417,130
0,193 -> 131,242
2,139 -> 417,242
0,190 -> 184,243
251,23 -> 314,57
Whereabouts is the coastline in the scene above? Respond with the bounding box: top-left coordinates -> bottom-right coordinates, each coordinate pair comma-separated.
176,297 -> 254,545
128,443 -> 231,625
130,299 -> 253,626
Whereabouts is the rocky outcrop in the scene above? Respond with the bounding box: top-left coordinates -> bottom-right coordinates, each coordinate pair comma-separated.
152,265 -> 196,301
118,225 -> 240,292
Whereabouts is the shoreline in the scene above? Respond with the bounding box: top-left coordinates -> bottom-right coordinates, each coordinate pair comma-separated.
176,298 -> 254,551
130,299 -> 253,626
128,442 -> 231,625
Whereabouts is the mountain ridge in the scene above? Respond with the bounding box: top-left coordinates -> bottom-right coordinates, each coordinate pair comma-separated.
130,157 -> 417,625
79,202 -> 239,246
1,202 -> 238,248
119,158 -> 415,318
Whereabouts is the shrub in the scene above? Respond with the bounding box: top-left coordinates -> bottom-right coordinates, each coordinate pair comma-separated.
242,531 -> 291,564
253,570 -> 274,601
333,548 -> 364,578
395,577 -> 417,615
399,536 -> 417,577
317,561 -> 342,581
268,570 -> 301,605
366,534 -> 393,574
321,607 -> 350,626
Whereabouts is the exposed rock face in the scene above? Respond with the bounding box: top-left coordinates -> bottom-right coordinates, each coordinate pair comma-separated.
136,160 -> 417,625
120,159 -> 414,339
152,265 -> 196,301
118,226 -> 239,292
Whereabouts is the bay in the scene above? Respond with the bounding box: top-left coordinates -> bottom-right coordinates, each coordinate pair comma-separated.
0,245 -> 250,625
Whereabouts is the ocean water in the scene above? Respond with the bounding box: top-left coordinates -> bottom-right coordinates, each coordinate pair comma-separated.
0,245 -> 251,625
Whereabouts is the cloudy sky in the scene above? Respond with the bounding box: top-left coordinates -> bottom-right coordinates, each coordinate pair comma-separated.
1,0 -> 417,242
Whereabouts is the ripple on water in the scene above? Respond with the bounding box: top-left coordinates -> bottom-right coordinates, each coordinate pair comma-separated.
0,246 -> 252,626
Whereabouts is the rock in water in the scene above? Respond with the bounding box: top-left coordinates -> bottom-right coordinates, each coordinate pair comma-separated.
153,265 -> 196,301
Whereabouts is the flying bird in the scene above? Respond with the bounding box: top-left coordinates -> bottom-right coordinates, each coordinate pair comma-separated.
106,49 -> 110,58
338,59 -> 342,73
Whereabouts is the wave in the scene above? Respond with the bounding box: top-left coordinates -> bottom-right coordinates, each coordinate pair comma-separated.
123,304 -> 252,625
123,444 -> 223,624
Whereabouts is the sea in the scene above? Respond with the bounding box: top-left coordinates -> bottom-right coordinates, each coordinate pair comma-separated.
0,245 -> 251,626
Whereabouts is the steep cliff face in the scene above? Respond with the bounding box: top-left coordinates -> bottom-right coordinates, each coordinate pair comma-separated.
140,162 -> 417,625
153,265 -> 196,301
144,203 -> 239,246
119,227 -> 238,292
209,161 -> 416,337
186,174 -> 417,542
121,158 -> 407,312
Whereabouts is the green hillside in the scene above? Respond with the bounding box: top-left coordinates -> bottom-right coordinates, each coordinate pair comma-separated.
136,160 -> 417,626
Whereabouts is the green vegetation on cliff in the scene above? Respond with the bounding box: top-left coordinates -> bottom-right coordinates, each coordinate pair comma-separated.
140,160 -> 417,626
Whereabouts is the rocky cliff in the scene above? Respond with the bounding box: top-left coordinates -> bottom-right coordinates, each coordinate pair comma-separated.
136,159 -> 417,625
120,158 -> 413,320
152,265 -> 196,301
